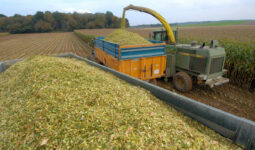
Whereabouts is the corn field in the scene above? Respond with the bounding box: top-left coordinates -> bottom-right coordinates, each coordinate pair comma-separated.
222,41 -> 255,88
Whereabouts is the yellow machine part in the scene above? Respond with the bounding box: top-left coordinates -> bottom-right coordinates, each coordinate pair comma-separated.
95,46 -> 166,80
121,4 -> 176,44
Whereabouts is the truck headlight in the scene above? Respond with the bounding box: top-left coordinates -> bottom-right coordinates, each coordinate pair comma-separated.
198,74 -> 207,80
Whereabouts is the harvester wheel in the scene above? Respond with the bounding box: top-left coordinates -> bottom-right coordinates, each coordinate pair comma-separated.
173,72 -> 192,92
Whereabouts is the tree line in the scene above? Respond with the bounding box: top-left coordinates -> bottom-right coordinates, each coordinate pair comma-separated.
0,11 -> 129,34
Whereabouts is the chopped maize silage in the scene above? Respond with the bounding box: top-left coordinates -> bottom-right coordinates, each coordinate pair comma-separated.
0,56 -> 241,149
104,29 -> 151,46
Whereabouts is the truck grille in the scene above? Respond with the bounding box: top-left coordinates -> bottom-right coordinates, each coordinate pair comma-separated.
189,56 -> 206,73
210,57 -> 224,74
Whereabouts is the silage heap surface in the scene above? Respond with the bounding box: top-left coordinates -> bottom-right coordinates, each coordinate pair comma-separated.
104,29 -> 152,46
0,56 -> 240,149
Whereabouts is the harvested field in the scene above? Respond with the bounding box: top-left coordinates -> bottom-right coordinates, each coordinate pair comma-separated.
0,32 -> 9,37
77,25 -> 255,43
0,32 -> 90,61
178,25 -> 255,43
241,21 -> 255,26
0,56 -> 240,149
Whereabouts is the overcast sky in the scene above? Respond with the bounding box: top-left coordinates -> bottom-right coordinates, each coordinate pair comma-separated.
0,0 -> 255,25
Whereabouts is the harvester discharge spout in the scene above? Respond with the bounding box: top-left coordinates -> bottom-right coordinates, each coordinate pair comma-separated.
121,4 -> 176,44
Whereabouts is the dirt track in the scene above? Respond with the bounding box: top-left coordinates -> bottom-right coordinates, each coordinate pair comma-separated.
154,79 -> 255,121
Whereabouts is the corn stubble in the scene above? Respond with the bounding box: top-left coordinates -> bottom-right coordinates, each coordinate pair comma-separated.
104,29 -> 151,46
0,56 -> 241,149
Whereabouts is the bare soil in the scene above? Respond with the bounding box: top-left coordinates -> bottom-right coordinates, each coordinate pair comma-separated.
154,79 -> 255,121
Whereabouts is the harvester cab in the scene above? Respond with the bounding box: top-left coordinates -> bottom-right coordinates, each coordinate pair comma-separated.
151,29 -> 178,44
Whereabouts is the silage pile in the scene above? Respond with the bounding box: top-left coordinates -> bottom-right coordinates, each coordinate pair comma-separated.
0,56 -> 240,149
104,29 -> 151,46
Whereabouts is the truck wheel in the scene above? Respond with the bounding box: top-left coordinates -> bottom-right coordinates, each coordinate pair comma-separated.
173,72 -> 192,92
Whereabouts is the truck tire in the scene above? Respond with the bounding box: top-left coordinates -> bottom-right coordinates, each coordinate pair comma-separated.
173,72 -> 192,92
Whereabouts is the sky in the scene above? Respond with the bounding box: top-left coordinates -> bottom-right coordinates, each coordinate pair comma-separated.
0,0 -> 255,25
